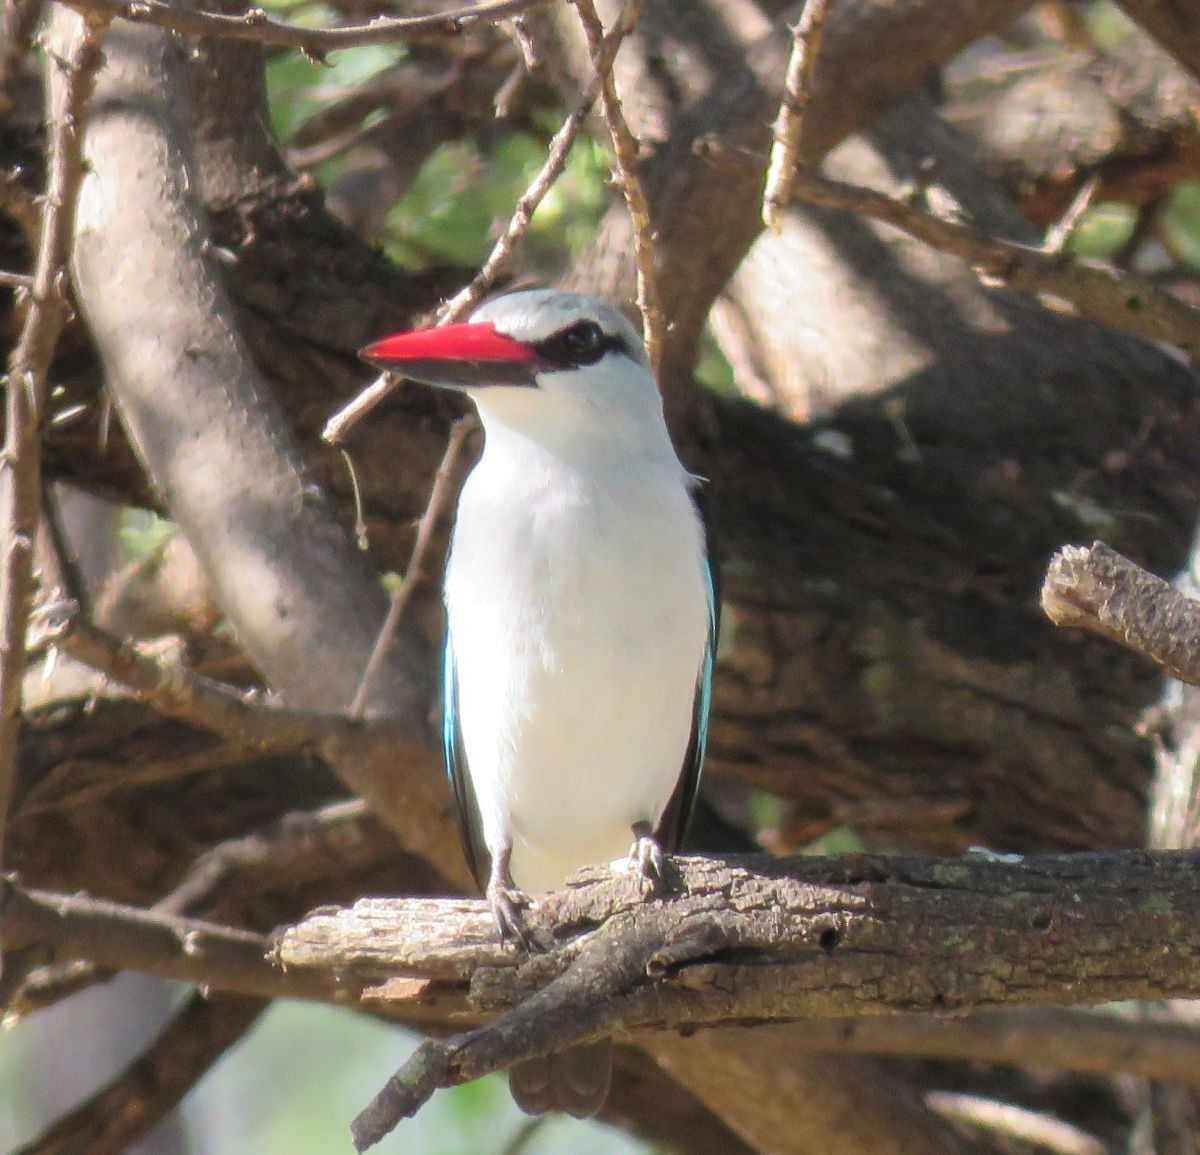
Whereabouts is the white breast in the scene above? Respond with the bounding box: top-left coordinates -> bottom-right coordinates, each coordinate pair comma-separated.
445,437 -> 709,893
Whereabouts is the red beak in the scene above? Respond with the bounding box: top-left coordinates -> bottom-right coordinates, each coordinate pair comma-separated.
359,322 -> 541,390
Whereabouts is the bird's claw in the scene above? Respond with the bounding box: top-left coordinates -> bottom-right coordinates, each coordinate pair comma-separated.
487,878 -> 531,948
628,822 -> 665,895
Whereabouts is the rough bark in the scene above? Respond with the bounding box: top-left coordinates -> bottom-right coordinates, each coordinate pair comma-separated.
277,851 -> 1200,1019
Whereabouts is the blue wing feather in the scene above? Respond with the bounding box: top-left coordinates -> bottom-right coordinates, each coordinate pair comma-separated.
656,546 -> 719,852
443,632 -> 487,888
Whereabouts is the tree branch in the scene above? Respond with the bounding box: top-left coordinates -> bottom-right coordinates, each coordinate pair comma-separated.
774,167 -> 1200,359
1042,542 -> 1200,686
780,1007 -> 1200,1094
271,850 -> 1200,1146
0,9 -> 108,956
762,0 -> 833,230
57,7 -> 466,884
53,0 -> 553,56
569,0 -> 664,373
14,992 -> 265,1155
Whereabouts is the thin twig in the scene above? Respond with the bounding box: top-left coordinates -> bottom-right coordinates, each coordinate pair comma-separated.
925,1092 -> 1107,1155
761,0 -> 833,230
29,598 -> 400,756
155,799 -> 370,916
13,992 -> 266,1155
435,0 -> 644,323
785,167 -> 1200,358
0,11 -> 109,968
569,0 -> 664,374
0,270 -> 33,290
0,876 -> 309,1000
322,0 -> 645,445
350,418 -> 476,718
53,0 -> 552,57
1042,542 -> 1200,686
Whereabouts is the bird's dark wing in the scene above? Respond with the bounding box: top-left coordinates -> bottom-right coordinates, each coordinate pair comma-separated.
655,542 -> 720,853
443,631 -> 488,890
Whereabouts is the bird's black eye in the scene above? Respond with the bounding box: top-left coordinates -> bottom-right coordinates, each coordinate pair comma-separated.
534,320 -> 614,367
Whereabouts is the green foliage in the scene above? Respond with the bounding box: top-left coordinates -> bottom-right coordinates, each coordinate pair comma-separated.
1067,202 -> 1137,259
1163,182 -> 1200,269
383,133 -> 613,271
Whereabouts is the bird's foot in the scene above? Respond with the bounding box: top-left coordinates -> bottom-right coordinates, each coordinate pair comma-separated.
627,821 -> 665,895
487,847 -> 531,948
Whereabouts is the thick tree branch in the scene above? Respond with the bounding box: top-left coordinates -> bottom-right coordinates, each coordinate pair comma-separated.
564,0 -> 1041,376
271,850 -> 1200,1145
780,1008 -> 1200,1094
56,7 -> 466,883
53,0 -> 552,55
14,992 -> 265,1155
1042,542 -> 1200,687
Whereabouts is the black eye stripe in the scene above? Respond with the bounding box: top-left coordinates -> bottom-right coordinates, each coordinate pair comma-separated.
532,320 -> 628,368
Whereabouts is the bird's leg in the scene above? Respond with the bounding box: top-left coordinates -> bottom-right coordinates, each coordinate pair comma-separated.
627,820 -> 665,894
486,845 -> 531,948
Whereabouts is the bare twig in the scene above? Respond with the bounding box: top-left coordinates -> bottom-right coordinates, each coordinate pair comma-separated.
323,0 -> 645,445
1042,542 -> 1200,686
435,0 -> 643,323
925,1093 -> 1107,1155
0,270 -> 33,290
350,417 -> 477,718
0,12 -> 108,961
785,168 -> 1200,358
30,598 -> 401,756
53,0 -> 552,57
13,992 -> 266,1155
0,876 -> 337,1002
155,799 -> 371,916
762,0 -> 833,230
569,0 -> 665,374
5,799 -> 383,1019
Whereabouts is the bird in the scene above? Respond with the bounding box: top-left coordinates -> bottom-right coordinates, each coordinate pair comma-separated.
360,288 -> 718,1119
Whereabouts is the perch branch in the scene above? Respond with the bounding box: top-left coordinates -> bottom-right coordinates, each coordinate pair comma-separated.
271,850 -> 1200,1147
0,11 -> 108,946
1042,542 -> 1200,686
13,851 -> 1200,1144
52,0 -> 553,56
762,0 -> 833,230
